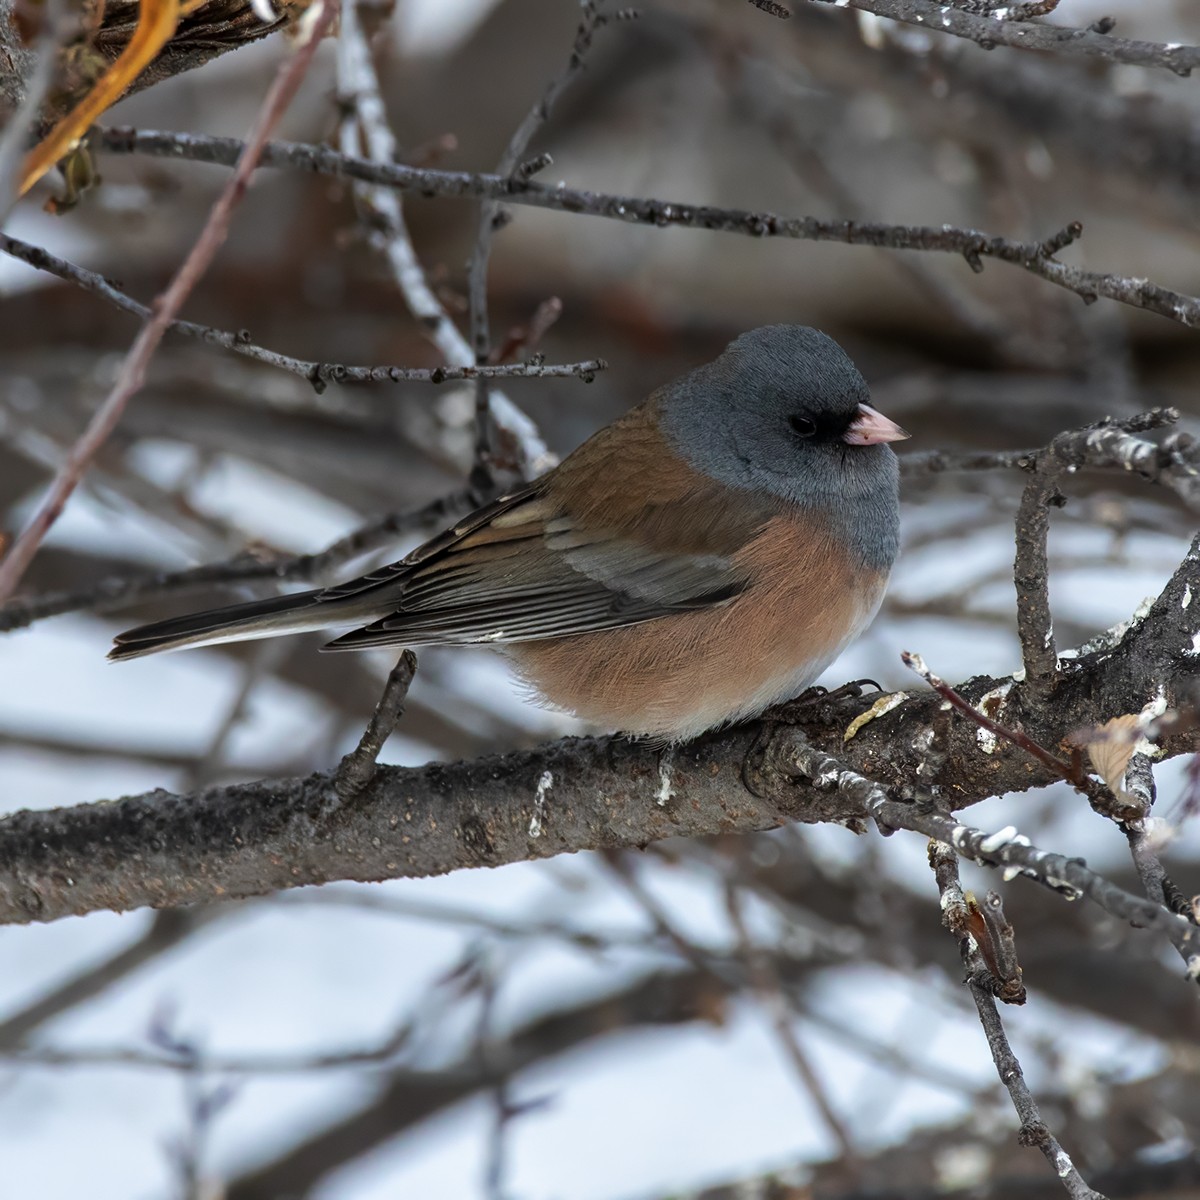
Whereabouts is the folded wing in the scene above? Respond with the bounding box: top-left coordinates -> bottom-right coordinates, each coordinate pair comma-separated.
321,487 -> 750,650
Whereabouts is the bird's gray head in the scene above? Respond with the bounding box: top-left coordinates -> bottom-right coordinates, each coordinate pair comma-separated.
657,325 -> 908,567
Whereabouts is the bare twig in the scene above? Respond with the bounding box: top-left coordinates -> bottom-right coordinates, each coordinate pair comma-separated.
164,1043 -> 239,1200
491,297 -> 564,365
96,128 -> 1200,332
900,651 -> 1101,799
334,649 -> 418,800
723,49 -> 1038,366
334,0 -> 553,477
0,0 -> 339,605
928,843 -> 1105,1200
0,489 -> 479,633
0,909 -> 219,1049
784,738 -> 1200,968
1123,754 -> 1167,908
10,1021 -> 416,1074
900,410 -> 1200,511
725,881 -> 861,1168
815,0 -> 1200,76
0,233 -> 605,393
1014,470 -> 1061,696
466,1 -> 621,468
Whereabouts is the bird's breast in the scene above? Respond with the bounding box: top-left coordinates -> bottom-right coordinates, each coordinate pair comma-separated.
508,511 -> 890,740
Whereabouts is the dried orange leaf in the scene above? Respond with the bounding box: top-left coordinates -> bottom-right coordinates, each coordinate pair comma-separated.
20,0 -> 183,198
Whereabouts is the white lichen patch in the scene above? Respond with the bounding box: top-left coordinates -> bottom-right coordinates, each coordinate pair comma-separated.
1184,584 -> 1193,610
1135,688 -> 1170,759
528,770 -> 553,838
1062,595 -> 1158,661
974,682 -> 1012,754
656,749 -> 675,807
978,825 -> 1020,854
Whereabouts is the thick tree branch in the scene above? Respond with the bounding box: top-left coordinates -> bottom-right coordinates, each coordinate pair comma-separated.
1,531 -> 1196,927
95,127 -> 1200,332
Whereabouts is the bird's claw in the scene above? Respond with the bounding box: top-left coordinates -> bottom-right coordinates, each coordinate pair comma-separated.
740,678 -> 883,796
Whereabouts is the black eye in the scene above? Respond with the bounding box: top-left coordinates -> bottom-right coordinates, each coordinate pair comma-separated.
788,414 -> 817,438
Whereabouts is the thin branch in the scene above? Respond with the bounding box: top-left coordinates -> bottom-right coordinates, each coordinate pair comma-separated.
0,909 -> 219,1049
0,233 -> 605,393
900,650 -> 1140,822
723,47 -> 1039,367
815,0 -> 1200,77
466,1 -> 621,468
1123,754 -> 1167,908
334,649 -> 418,800
95,127 -> 1200,333
1013,470 -> 1060,695
784,739 -> 1200,969
0,489 -> 479,633
220,968 -> 730,1199
0,1 -> 339,605
725,881 -> 861,1168
928,843 -> 1106,1200
900,652 -> 1076,785
899,410 -> 1200,509
333,0 -> 553,477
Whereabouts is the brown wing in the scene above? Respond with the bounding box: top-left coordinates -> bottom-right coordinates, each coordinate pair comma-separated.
320,483 -> 751,650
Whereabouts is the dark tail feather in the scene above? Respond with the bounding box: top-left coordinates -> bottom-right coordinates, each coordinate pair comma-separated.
109,588 -> 366,661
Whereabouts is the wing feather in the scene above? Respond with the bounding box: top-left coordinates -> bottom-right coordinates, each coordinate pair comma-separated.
313,471 -> 772,650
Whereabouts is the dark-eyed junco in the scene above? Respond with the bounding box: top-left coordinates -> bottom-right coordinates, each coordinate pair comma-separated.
111,326 -> 908,739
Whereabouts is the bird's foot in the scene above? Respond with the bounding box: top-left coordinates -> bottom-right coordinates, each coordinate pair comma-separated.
763,677 -> 882,725
740,679 -> 882,797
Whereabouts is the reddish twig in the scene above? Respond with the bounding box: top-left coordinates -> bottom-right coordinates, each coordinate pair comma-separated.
900,651 -> 1140,821
0,0 -> 339,604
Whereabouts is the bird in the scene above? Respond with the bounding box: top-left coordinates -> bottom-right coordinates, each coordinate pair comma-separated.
110,325 -> 909,741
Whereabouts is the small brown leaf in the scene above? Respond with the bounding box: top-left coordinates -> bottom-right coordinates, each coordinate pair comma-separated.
1083,714 -> 1142,794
